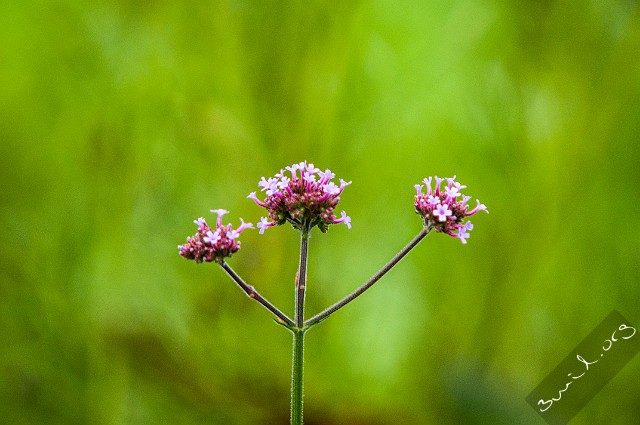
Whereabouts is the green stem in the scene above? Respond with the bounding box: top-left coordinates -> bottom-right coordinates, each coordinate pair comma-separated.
304,226 -> 432,328
290,329 -> 305,425
295,225 -> 311,328
219,261 -> 295,328
291,223 -> 311,424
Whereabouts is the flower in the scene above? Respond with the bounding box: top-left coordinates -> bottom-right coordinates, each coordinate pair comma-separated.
248,161 -> 352,233
414,175 -> 488,243
178,209 -> 253,263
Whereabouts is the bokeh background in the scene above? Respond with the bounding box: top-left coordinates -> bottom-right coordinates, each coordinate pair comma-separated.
2,0 -> 640,424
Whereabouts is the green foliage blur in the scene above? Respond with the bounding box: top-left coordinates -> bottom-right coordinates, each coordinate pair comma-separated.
2,0 -> 639,424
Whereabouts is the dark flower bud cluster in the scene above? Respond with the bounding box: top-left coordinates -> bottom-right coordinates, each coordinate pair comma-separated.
414,176 -> 488,244
178,209 -> 253,263
248,161 -> 351,233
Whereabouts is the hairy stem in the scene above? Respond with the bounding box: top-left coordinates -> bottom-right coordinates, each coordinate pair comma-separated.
219,261 -> 295,328
290,329 -> 305,425
295,225 -> 311,328
291,224 -> 311,424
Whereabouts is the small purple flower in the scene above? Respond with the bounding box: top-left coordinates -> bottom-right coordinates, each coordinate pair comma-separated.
457,224 -> 471,244
414,176 -> 488,243
433,203 -> 452,222
333,211 -> 352,229
178,210 -> 253,263
445,186 -> 460,199
456,221 -> 475,244
248,161 -> 352,233
323,182 -> 340,196
257,217 -> 276,234
203,229 -> 221,244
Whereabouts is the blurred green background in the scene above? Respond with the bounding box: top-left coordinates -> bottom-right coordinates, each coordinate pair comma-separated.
2,0 -> 639,424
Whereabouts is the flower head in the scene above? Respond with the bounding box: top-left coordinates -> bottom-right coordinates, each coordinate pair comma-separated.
414,176 -> 488,243
248,161 -> 351,233
178,210 -> 253,263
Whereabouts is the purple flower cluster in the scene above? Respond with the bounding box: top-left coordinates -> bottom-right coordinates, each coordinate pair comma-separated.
248,161 -> 352,233
178,209 -> 253,263
414,176 -> 488,244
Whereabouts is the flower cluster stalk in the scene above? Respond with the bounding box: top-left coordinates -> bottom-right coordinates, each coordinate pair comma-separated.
219,261 -> 294,328
177,163 -> 488,425
291,222 -> 311,424
295,224 -> 311,328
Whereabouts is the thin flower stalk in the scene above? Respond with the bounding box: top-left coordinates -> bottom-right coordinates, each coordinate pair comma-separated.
295,223 -> 311,328
292,221 -> 311,425
220,261 -> 295,328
